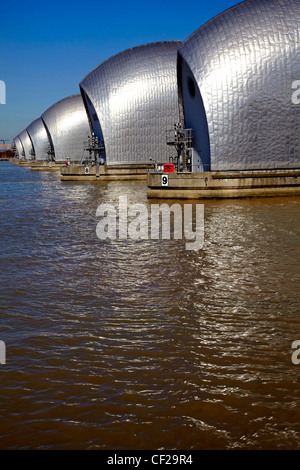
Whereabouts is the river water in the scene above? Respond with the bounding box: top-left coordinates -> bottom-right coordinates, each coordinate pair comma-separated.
0,161 -> 299,450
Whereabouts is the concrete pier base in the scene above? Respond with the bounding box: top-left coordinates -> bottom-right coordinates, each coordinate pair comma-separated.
30,162 -> 62,172
60,164 -> 152,181
147,170 -> 300,199
18,161 -> 33,167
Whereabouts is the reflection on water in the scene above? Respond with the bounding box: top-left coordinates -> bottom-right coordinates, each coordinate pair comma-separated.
0,162 -> 299,449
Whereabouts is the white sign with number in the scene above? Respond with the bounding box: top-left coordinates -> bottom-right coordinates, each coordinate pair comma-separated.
161,174 -> 168,187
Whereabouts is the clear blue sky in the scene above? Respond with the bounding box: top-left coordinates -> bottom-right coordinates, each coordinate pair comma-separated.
0,0 -> 239,142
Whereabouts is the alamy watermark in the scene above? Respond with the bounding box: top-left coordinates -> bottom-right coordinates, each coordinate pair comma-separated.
292,80 -> 300,105
96,196 -> 204,251
0,340 -> 6,365
291,340 -> 300,365
0,80 -> 6,104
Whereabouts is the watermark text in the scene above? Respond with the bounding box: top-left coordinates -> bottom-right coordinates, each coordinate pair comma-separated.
96,196 -> 204,251
291,340 -> 300,365
0,80 -> 6,104
0,340 -> 6,365
292,80 -> 300,105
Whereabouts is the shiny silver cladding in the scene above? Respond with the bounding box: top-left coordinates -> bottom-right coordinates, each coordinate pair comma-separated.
14,135 -> 24,158
179,0 -> 300,171
80,41 -> 181,165
41,94 -> 91,162
26,118 -> 50,161
18,129 -> 34,160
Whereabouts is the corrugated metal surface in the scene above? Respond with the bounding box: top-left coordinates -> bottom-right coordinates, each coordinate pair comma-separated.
26,118 -> 50,161
41,94 -> 91,162
179,0 -> 300,171
18,129 -> 34,160
80,41 -> 181,165
13,136 -> 24,158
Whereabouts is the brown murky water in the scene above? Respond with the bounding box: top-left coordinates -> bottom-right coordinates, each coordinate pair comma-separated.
0,162 -> 299,450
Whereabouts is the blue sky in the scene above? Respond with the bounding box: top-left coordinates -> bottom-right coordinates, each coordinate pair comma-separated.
0,0 -> 239,141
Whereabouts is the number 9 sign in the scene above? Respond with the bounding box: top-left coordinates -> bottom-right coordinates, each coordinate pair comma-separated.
161,175 -> 168,187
